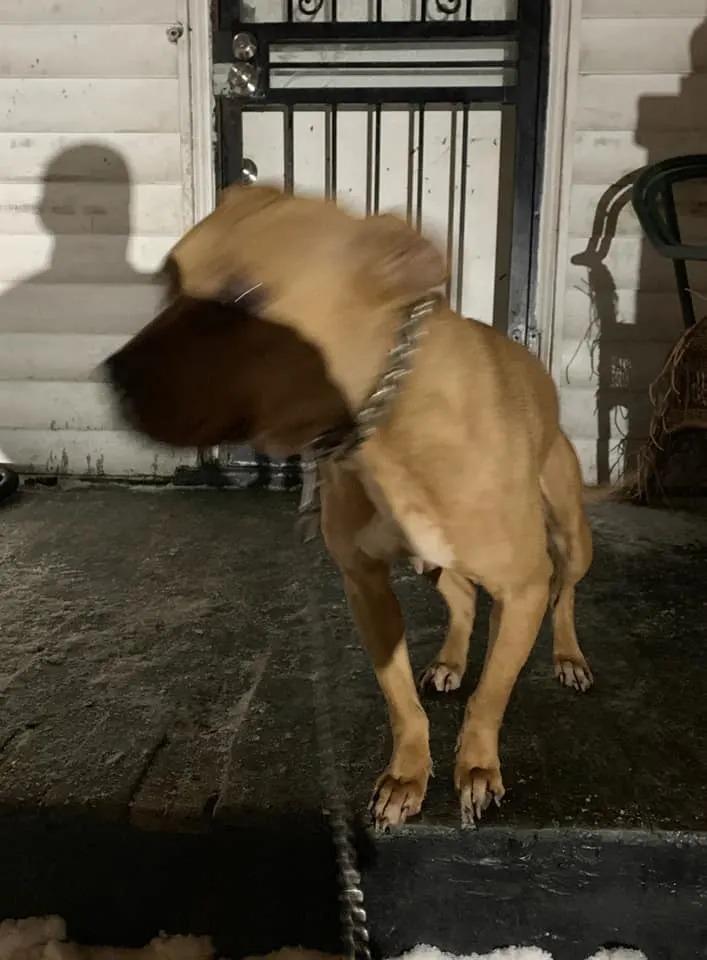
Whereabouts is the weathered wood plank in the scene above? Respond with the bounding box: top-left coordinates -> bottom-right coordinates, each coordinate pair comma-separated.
0,282 -> 163,334
0,132 -> 182,183
0,182 -> 184,236
0,26 -> 177,79
576,74 -> 706,132
0,0 -> 179,23
0,234 -> 175,282
580,18 -> 706,76
0,333 -> 127,381
0,427 -> 195,476
0,79 -> 180,133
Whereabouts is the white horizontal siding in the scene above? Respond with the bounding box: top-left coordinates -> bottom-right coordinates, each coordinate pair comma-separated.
565,237 -> 707,294
0,282 -> 164,334
0,381 -> 123,431
0,26 -> 177,79
0,183 -> 184,235
555,4 -> 707,483
0,430 -> 194,478
0,333 -> 128,381
582,1 -> 707,18
0,79 -> 180,133
0,133 -> 182,183
563,288 -> 686,342
568,182 -> 707,239
575,74 -> 707,132
572,130 -> 707,185
0,1 -> 179,23
580,19 -> 707,75
0,4 -> 194,478
0,235 -> 176,283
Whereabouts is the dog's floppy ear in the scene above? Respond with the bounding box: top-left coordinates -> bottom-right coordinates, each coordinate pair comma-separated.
356,214 -> 447,302
170,185 -> 284,299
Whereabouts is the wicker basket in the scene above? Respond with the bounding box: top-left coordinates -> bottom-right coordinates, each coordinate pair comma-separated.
636,314 -> 707,497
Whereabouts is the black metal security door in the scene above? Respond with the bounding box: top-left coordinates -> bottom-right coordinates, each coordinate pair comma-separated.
204,0 -> 548,485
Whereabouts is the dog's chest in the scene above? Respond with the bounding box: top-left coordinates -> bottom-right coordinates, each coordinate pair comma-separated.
354,511 -> 406,561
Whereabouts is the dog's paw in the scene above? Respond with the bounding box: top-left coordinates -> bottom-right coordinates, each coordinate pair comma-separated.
554,655 -> 593,693
369,771 -> 428,831
420,660 -> 464,693
455,764 -> 505,828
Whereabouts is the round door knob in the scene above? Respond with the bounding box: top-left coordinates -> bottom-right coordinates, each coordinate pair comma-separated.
228,62 -> 258,97
232,32 -> 257,61
240,159 -> 258,185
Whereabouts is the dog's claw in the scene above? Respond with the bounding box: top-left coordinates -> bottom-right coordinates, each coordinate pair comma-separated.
370,771 -> 428,830
457,766 -> 505,827
420,661 -> 463,693
554,657 -> 594,693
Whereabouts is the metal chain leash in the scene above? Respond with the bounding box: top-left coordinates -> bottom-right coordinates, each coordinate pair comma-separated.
303,564 -> 372,960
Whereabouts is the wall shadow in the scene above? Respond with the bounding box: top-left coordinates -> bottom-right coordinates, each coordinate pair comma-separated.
0,144 -> 157,471
569,18 -> 707,484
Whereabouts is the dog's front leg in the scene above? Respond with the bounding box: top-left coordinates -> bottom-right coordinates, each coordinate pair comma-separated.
321,467 -> 432,828
342,554 -> 432,829
455,568 -> 549,826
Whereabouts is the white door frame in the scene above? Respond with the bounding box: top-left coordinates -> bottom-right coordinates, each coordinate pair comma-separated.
185,0 -> 216,225
183,1 -> 580,374
534,0 -> 583,377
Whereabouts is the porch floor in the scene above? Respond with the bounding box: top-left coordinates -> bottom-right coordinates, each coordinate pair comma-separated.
1,486 -> 705,958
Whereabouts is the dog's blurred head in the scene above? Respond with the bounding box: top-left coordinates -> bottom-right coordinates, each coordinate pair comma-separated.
105,185 -> 446,455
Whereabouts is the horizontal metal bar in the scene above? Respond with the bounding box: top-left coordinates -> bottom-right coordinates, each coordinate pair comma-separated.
267,60 -> 513,70
214,21 -> 518,58
216,86 -> 517,106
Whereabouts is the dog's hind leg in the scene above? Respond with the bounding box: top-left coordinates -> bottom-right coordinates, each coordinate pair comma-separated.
541,431 -> 594,693
420,569 -> 477,693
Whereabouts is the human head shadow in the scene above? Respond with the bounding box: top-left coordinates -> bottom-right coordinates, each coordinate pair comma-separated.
567,16 -> 707,485
0,142 -> 154,337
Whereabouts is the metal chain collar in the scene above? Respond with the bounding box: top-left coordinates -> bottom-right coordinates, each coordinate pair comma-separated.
298,294 -> 438,959
298,294 -> 439,542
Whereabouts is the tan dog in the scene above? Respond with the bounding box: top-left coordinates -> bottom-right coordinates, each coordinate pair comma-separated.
106,185 -> 593,828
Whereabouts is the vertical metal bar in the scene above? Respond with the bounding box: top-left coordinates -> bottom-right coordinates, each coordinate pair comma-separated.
664,184 -> 696,327
466,0 -> 473,20
506,0 -> 546,351
492,106 -> 515,331
445,107 -> 458,302
284,105 -> 294,193
406,107 -> 415,224
376,0 -> 383,22
373,104 -> 382,214
420,0 -> 427,22
287,0 -> 294,22
365,107 -> 374,215
331,0 -> 338,21
455,104 -> 469,314
222,100 -> 244,188
325,105 -> 338,201
415,104 -> 425,231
